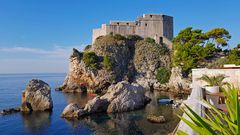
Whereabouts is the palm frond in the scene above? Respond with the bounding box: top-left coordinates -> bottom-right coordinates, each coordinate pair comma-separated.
177,86 -> 240,135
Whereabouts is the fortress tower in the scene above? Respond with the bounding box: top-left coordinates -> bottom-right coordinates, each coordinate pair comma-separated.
92,14 -> 173,48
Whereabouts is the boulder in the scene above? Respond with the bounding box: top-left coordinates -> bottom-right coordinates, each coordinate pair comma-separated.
20,79 -> 53,112
102,81 -> 151,113
147,115 -> 166,123
61,103 -> 86,119
84,96 -> 109,113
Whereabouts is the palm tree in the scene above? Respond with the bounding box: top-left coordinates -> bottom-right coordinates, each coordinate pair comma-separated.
197,74 -> 229,87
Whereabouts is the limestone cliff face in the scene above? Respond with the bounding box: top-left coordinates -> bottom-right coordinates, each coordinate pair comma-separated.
57,49 -> 96,92
58,35 -> 173,93
168,67 -> 191,93
133,40 -> 171,89
92,35 -> 135,83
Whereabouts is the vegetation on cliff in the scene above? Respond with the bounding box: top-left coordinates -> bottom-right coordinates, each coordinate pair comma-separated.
84,44 -> 92,51
134,39 -> 170,71
156,67 -> 171,84
62,27 -> 239,93
225,48 -> 240,65
82,51 -> 99,70
61,33 -> 173,93
172,27 -> 231,75
103,55 -> 112,70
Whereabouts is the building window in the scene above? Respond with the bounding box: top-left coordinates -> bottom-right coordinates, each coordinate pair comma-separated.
126,23 -> 129,25
150,15 -> 153,18
145,23 -> 147,27
117,22 -> 119,25
160,37 -> 163,44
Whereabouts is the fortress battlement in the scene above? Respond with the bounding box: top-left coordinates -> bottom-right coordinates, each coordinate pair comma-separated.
92,14 -> 173,48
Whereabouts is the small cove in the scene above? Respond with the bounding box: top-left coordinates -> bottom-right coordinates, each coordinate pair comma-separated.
0,73 -> 182,135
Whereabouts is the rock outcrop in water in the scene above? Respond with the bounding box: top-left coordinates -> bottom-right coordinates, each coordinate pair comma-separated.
103,81 -> 151,113
58,34 -> 172,93
61,81 -> 151,119
21,79 -> 53,112
147,115 -> 166,123
61,103 -> 86,119
0,107 -> 20,115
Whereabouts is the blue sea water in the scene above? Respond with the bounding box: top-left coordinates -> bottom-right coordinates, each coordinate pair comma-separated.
0,73 -> 181,135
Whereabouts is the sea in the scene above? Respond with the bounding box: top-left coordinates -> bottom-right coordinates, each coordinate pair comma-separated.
0,73 -> 181,135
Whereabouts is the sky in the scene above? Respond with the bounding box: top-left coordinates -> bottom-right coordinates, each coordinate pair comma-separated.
0,0 -> 239,73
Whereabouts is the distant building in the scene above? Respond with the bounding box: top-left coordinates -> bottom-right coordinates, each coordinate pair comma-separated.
92,14 -> 173,48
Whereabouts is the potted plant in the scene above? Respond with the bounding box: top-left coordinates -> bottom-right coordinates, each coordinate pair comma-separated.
197,74 -> 228,93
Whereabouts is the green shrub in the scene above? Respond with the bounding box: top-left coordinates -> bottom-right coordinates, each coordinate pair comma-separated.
82,51 -> 98,70
225,49 -> 240,65
94,34 -> 126,46
144,37 -> 155,44
159,44 -> 169,55
156,67 -> 171,84
126,35 -> 143,41
103,55 -> 112,70
113,34 -> 126,41
84,45 -> 92,51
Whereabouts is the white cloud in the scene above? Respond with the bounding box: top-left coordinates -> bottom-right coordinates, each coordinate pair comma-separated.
0,45 -> 85,59
0,45 -> 86,73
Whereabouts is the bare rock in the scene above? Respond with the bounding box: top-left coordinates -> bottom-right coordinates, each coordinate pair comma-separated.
102,81 -> 151,113
84,96 -> 109,113
134,40 -> 171,89
0,107 -> 20,115
147,115 -> 166,123
20,79 -> 53,112
57,48 -> 113,93
57,49 -> 94,93
61,103 -> 86,119
61,81 -> 151,119
168,67 -> 191,93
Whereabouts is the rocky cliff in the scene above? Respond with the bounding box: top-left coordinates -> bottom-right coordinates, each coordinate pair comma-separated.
58,34 -> 187,93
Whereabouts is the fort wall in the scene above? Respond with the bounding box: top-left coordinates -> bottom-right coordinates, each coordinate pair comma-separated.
92,14 -> 173,48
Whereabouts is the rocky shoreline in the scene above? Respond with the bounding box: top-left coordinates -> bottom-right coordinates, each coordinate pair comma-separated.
61,81 -> 151,119
1,35 -> 191,122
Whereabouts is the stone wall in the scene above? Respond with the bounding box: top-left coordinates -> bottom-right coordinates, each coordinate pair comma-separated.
92,14 -> 173,48
192,68 -> 240,88
92,24 -> 108,45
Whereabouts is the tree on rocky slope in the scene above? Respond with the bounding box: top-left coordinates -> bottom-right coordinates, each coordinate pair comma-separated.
173,27 -> 231,75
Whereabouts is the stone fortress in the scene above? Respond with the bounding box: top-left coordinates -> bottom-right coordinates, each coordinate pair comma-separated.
92,14 -> 173,48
